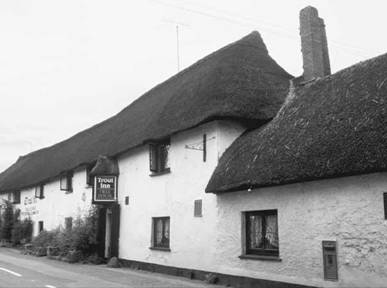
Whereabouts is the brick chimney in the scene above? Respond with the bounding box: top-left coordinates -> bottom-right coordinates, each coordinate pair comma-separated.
300,6 -> 331,81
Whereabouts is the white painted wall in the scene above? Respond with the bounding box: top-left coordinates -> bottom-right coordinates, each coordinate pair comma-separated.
0,167 -> 93,236
214,172 -> 387,288
118,120 -> 246,270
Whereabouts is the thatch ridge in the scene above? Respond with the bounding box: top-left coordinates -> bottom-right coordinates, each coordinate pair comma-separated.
0,31 -> 292,193
206,52 -> 387,193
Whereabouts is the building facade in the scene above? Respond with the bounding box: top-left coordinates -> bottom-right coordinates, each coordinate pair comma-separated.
1,6 -> 387,288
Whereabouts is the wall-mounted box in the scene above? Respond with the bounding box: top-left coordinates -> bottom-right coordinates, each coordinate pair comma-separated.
322,240 -> 338,281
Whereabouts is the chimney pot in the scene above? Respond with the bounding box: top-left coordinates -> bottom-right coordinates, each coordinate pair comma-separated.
300,6 -> 331,81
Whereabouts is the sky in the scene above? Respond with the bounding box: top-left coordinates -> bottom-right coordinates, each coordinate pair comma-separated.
1,0 -> 387,172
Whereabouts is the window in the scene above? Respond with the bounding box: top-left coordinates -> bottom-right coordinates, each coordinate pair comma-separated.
60,172 -> 73,192
12,191 -> 21,204
149,139 -> 170,174
38,221 -> 44,233
244,210 -> 279,257
151,217 -> 170,250
86,165 -> 94,186
194,199 -> 202,217
65,217 -> 73,230
35,184 -> 44,199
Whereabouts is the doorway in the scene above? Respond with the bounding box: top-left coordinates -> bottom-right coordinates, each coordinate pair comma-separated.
96,204 -> 120,259
105,208 -> 112,258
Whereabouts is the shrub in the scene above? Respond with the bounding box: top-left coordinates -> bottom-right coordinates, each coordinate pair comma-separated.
30,206 -> 100,262
31,229 -> 60,249
86,253 -> 105,265
0,201 -> 14,241
69,207 -> 99,254
12,218 -> 33,245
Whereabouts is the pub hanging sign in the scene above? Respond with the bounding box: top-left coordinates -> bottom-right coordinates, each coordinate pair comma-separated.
93,175 -> 118,204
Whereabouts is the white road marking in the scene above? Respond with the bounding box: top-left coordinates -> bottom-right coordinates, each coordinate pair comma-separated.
0,267 -> 22,277
45,285 -> 56,288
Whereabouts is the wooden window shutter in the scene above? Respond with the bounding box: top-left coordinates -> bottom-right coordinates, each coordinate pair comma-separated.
149,144 -> 158,172
194,199 -> 202,217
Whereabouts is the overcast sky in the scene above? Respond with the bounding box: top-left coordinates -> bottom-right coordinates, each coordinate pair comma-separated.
1,0 -> 387,172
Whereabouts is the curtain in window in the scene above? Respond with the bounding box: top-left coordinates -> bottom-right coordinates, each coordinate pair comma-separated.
163,218 -> 170,246
155,219 -> 163,246
265,214 -> 278,249
159,144 -> 170,170
249,215 -> 263,249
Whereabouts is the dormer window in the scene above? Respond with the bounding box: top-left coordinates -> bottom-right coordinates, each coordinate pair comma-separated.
35,184 -> 44,199
60,171 -> 73,193
149,139 -> 170,175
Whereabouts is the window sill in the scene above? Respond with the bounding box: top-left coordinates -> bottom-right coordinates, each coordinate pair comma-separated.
239,254 -> 281,262
149,247 -> 171,252
64,190 -> 73,194
149,168 -> 171,177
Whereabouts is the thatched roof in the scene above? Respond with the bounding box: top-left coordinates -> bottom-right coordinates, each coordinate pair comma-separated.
206,52 -> 387,193
0,31 -> 292,193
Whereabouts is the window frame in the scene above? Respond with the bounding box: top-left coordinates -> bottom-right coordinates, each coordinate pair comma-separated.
65,217 -> 73,230
244,209 -> 279,257
60,172 -> 73,192
35,184 -> 45,199
86,165 -> 94,187
38,221 -> 44,233
151,216 -> 170,251
149,139 -> 171,175
194,199 -> 202,217
12,191 -> 21,204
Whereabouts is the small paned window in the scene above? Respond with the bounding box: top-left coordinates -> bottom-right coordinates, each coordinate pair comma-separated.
65,217 -> 73,230
13,191 -> 21,204
38,221 -> 44,233
35,185 -> 44,199
194,199 -> 202,217
149,139 -> 170,174
152,217 -> 170,250
60,172 -> 73,192
245,210 -> 279,257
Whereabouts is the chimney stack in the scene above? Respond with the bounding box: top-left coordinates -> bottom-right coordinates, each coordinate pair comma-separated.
300,6 -> 331,81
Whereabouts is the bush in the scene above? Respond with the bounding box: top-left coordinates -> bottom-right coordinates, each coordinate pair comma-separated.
86,253 -> 105,265
30,206 -> 100,262
12,218 -> 33,245
0,201 -> 14,242
31,229 -> 60,249
69,207 -> 99,254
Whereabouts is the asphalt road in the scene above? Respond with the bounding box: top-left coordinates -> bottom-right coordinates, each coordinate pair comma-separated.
0,248 -> 222,288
